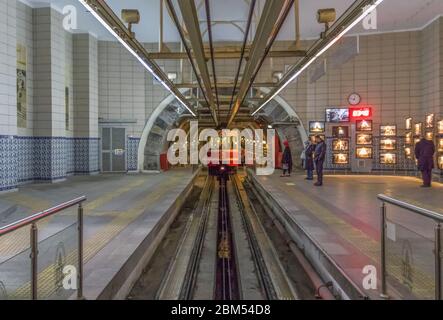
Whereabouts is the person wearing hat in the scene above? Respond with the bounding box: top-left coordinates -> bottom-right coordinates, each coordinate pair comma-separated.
281,140 -> 293,177
313,135 -> 326,186
303,140 -> 315,180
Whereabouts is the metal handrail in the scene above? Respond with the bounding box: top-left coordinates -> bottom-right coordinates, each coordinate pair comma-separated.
378,194 -> 442,300
0,196 -> 87,300
0,196 -> 86,237
377,194 -> 443,223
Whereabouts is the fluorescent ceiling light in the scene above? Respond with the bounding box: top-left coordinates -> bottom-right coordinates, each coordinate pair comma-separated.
79,0 -> 196,117
253,0 -> 384,116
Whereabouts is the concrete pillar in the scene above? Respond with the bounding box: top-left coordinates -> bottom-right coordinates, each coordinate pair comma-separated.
0,0 -> 18,191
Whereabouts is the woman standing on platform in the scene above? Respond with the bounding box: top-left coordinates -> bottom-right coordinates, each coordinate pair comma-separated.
281,140 -> 293,177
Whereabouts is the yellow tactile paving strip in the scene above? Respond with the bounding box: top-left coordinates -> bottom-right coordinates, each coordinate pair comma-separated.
269,179 -> 436,299
3,174 -> 185,299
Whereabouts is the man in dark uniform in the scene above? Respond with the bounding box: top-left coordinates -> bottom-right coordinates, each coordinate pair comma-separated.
415,137 -> 435,187
314,135 -> 327,186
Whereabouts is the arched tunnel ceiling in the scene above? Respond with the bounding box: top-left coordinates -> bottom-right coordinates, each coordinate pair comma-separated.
23,0 -> 443,42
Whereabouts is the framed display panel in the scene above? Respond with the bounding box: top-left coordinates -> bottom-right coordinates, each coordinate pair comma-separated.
325,108 -> 349,123
380,138 -> 397,151
439,120 -> 443,134
380,153 -> 397,165
332,139 -> 349,151
439,155 -> 443,170
405,132 -> 413,145
380,125 -> 396,137
332,126 -> 349,138
356,133 -> 373,145
438,138 -> 443,152
425,114 -> 434,129
414,123 -> 422,136
333,153 -> 349,164
309,121 -> 325,133
356,147 -> 373,159
404,147 -> 412,159
405,117 -> 412,130
309,134 -> 325,143
425,131 -> 434,141
356,120 -> 372,132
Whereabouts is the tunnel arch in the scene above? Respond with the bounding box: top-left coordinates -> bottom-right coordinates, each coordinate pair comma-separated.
137,89 -> 308,172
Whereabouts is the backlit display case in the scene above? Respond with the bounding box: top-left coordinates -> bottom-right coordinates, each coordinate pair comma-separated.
380,138 -> 397,151
333,153 -> 349,164
380,125 -> 396,137
438,138 -> 443,152
356,120 -> 372,132
380,153 -> 397,165
356,147 -> 373,159
439,155 -> 443,169
426,114 -> 434,129
332,139 -> 349,151
405,132 -> 413,145
309,121 -> 325,133
438,120 -> 443,134
405,117 -> 412,130
356,133 -> 372,145
414,123 -> 422,136
404,147 -> 412,159
332,126 -> 349,138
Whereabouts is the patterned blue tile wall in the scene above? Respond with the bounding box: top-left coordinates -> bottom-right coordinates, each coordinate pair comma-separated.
127,137 -> 140,172
0,136 -> 100,192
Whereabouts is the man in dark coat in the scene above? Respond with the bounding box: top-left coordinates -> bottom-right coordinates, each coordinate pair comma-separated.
415,137 -> 435,187
281,140 -> 293,177
304,141 -> 315,180
314,135 -> 327,186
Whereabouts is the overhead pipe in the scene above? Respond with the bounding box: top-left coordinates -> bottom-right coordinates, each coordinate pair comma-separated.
294,0 -> 301,50
227,0 -> 256,124
165,0 -> 216,124
204,0 -> 221,123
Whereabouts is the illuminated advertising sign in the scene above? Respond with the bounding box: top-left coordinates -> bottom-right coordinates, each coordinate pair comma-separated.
350,107 -> 372,120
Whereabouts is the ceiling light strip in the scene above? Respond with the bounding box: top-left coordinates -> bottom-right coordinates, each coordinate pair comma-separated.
252,0 -> 384,116
79,0 -> 196,117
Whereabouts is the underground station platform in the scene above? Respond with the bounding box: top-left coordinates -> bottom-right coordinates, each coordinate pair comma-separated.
1,0 -> 443,313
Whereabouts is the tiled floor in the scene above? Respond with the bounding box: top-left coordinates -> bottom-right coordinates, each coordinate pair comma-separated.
252,172 -> 443,299
0,168 -> 195,299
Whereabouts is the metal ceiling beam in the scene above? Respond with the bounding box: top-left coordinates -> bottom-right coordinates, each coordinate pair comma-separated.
251,0 -> 380,115
176,82 -> 276,89
81,0 -> 195,116
227,0 -> 293,127
178,0 -> 219,126
147,50 -> 306,60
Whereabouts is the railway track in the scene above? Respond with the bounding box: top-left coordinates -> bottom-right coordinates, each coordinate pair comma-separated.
156,172 -> 299,300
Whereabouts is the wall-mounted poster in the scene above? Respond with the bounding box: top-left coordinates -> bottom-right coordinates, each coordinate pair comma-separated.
425,131 -> 434,141
325,108 -> 349,123
438,120 -> 443,134
414,123 -> 422,136
332,139 -> 349,151
356,133 -> 373,145
309,121 -> 325,133
405,147 -> 412,159
438,138 -> 443,152
333,153 -> 349,164
356,147 -> 373,159
405,117 -> 412,130
356,120 -> 372,132
380,125 -> 396,137
17,44 -> 27,128
332,126 -> 349,138
405,132 -> 413,145
380,153 -> 397,165
380,138 -> 397,150
425,114 -> 434,129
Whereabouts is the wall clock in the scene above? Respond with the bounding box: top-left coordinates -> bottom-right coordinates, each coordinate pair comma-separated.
348,93 -> 361,106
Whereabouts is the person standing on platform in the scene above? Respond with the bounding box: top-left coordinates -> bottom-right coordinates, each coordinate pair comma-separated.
280,140 -> 293,177
415,137 -> 435,188
303,141 -> 315,180
314,135 -> 326,186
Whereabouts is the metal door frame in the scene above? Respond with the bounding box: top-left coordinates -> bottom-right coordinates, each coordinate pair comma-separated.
100,126 -> 127,173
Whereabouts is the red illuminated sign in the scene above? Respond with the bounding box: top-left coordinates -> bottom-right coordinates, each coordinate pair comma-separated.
350,107 -> 372,120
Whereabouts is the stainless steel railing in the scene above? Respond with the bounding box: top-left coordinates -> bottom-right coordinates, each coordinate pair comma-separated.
0,196 -> 87,300
378,194 -> 442,300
